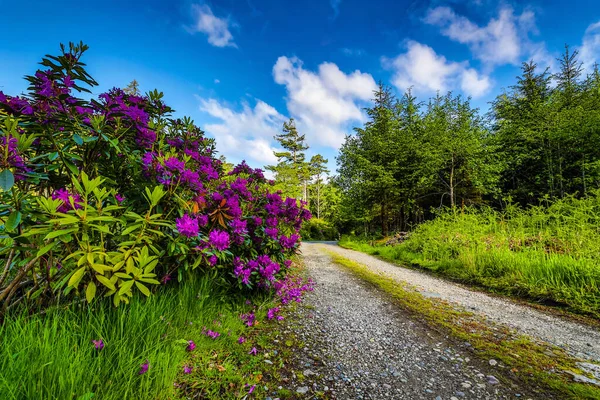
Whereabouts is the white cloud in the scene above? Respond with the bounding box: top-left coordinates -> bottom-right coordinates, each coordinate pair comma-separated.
580,21 -> 600,72
383,41 -> 491,98
273,56 -> 377,148
330,0 -> 342,19
189,4 -> 236,48
424,6 -> 547,68
199,98 -> 286,165
214,78 -> 220,84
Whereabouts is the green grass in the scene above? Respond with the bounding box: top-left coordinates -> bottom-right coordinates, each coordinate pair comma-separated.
0,271 -> 282,400
340,193 -> 600,318
326,250 -> 600,400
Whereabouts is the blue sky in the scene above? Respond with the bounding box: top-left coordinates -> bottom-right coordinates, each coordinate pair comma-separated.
1,0 -> 600,174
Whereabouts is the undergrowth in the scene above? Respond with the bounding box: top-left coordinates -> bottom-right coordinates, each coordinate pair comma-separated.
340,193 -> 600,318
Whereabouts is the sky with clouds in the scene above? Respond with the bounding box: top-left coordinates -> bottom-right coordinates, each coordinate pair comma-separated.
1,0 -> 600,175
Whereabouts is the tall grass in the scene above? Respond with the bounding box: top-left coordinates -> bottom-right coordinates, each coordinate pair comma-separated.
0,272 -> 271,399
341,192 -> 600,318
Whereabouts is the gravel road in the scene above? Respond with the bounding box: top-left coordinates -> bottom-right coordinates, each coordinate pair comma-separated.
319,242 -> 600,363
280,243 -> 541,399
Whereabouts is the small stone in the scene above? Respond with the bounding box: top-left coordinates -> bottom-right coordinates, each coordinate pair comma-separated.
455,392 -> 465,397
264,360 -> 273,365
489,359 -> 498,366
487,375 -> 500,385
303,369 -> 314,377
383,384 -> 392,389
461,382 -> 471,389
296,386 -> 309,394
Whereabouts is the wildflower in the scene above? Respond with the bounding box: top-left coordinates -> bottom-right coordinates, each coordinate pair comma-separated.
176,214 -> 199,237
183,365 -> 193,374
205,330 -> 220,339
52,188 -> 83,213
247,384 -> 256,394
267,307 -> 280,320
276,315 -> 284,321
249,347 -> 258,355
115,193 -> 125,204
208,255 -> 218,266
139,360 -> 150,375
92,339 -> 104,350
238,336 -> 246,344
208,230 -> 230,251
186,340 -> 196,351
161,274 -> 171,284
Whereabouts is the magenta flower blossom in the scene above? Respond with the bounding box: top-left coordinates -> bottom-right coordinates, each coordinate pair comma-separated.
139,360 -> 150,375
52,188 -> 83,213
208,255 -> 218,266
183,365 -> 193,374
208,230 -> 230,251
238,336 -> 246,344
249,347 -> 258,355
186,340 -> 196,352
176,214 -> 199,237
205,330 -> 220,339
92,339 -> 104,350
247,384 -> 256,394
115,193 -> 125,204
267,307 -> 280,320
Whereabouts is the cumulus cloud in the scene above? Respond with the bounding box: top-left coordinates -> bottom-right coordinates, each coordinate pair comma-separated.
424,6 -> 548,69
580,21 -> 600,72
330,0 -> 342,19
383,41 -> 491,98
189,4 -> 236,48
273,56 -> 377,148
199,98 -> 286,165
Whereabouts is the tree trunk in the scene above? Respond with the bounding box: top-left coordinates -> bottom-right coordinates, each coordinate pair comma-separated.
381,202 -> 388,236
317,179 -> 321,219
449,155 -> 455,208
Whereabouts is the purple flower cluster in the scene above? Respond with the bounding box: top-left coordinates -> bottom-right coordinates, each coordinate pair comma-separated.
208,230 -> 230,251
176,214 -> 199,238
52,188 -> 83,213
274,274 -> 314,305
0,136 -> 31,180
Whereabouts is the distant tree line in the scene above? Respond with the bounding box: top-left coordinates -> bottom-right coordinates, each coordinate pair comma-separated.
336,46 -> 600,235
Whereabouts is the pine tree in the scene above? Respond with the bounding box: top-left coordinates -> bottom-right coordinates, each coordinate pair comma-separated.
124,79 -> 141,96
309,154 -> 329,219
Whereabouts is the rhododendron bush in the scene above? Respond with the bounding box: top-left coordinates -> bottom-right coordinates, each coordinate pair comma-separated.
0,43 -> 310,312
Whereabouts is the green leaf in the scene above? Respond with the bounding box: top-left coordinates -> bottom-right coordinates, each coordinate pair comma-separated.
48,152 -> 59,161
0,170 -> 15,191
73,134 -> 84,146
5,211 -> 21,232
135,281 -> 151,297
68,267 -> 86,288
118,279 -> 134,295
86,281 -> 96,303
44,228 -> 78,240
37,243 -> 55,257
96,274 -> 116,291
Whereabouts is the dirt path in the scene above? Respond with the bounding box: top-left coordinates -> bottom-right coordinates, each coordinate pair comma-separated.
281,243 -> 540,399
319,242 -> 600,363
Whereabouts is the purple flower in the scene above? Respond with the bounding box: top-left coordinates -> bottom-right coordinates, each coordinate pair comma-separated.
197,214 -> 209,227
139,360 -> 150,375
205,330 -> 220,339
183,365 -> 193,374
52,188 -> 83,213
249,347 -> 258,355
164,156 -> 185,172
176,214 -> 199,238
208,230 -> 230,251
187,340 -> 196,352
265,227 -> 278,240
92,339 -> 104,350
115,193 -> 125,204
247,384 -> 256,394
267,307 -> 280,320
238,336 -> 246,344
161,274 -> 171,284
208,255 -> 218,266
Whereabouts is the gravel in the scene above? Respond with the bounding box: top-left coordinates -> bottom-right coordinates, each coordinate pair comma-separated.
280,243 -> 540,399
321,242 -> 600,362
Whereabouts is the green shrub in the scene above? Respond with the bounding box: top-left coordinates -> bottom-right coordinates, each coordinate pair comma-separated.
300,218 -> 339,241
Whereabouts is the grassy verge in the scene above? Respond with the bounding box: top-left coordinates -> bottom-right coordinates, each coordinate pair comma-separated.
0,270 -> 303,400
340,227 -> 600,319
325,249 -> 600,399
